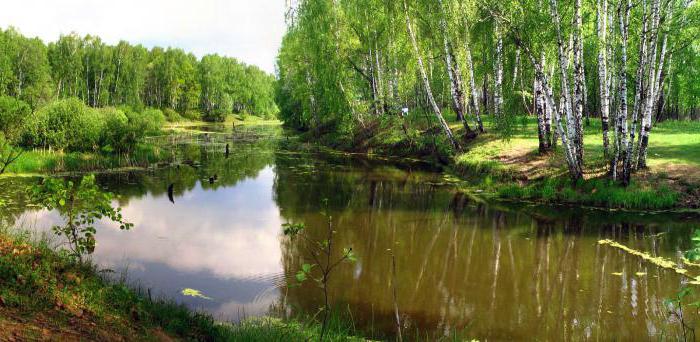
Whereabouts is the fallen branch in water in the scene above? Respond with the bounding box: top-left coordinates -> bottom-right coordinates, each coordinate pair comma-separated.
598,239 -> 700,284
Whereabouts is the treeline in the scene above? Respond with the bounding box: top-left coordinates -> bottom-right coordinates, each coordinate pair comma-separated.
276,0 -> 699,183
0,27 -> 278,121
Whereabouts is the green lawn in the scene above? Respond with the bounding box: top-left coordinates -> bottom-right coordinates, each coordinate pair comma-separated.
443,114 -> 700,209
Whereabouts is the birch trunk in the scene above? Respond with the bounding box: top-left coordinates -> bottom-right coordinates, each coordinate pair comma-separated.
549,0 -> 583,180
617,0 -> 632,184
438,2 -> 472,135
403,0 -> 460,150
572,0 -> 585,172
465,42 -> 484,132
514,37 -> 577,178
493,22 -> 504,120
637,0 -> 664,169
535,74 -> 549,153
597,0 -> 611,157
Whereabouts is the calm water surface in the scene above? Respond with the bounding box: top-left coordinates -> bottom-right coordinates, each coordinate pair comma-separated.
2,126 -> 700,340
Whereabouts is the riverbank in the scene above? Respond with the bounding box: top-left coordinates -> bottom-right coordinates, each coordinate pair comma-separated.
1,115 -> 282,176
0,229 -> 362,341
296,116 -> 700,210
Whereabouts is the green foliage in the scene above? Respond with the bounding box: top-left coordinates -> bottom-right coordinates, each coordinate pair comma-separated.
182,110 -> 202,121
0,133 -> 23,174
0,27 -> 277,121
497,177 -> 679,210
127,108 -> 166,136
30,175 -> 133,259
162,108 -> 184,122
21,98 -> 102,151
0,95 -> 30,141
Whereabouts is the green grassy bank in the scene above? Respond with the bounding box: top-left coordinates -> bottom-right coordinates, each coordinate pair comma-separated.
0,229 -> 362,341
1,114 -> 281,176
297,114 -> 700,210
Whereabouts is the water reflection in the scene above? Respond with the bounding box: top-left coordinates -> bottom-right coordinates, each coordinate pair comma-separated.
1,127 -> 699,339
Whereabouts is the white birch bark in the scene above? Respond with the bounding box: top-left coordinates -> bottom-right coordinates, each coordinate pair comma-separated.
403,0 -> 459,150
549,0 -> 582,180
617,0 -> 632,184
597,0 -> 611,157
573,0 -> 585,171
637,0 -> 664,169
493,21 -> 504,120
465,41 -> 484,132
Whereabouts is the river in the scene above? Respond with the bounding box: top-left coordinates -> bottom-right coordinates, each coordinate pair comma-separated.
1,125 -> 699,340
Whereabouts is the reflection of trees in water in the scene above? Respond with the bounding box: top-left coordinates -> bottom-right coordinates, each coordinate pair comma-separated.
97,140 -> 278,206
273,158 -> 700,340
0,177 -> 37,226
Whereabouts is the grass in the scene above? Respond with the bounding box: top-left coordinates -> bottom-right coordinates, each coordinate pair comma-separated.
0,228 -> 365,341
299,111 -> 700,210
451,116 -> 698,209
497,177 -> 679,210
2,115 -> 281,176
165,113 -> 282,130
3,144 -> 172,175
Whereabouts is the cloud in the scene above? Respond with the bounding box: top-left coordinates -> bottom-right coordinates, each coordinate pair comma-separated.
0,0 -> 286,73
19,167 -> 285,280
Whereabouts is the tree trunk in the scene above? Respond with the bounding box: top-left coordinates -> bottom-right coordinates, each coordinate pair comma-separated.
535,74 -> 549,153
465,41 -> 484,133
572,0 -> 585,173
493,22 -> 504,120
597,0 -> 611,157
549,0 -> 583,181
438,3 -> 472,137
618,0 -> 632,185
637,0 -> 665,169
403,0 -> 460,150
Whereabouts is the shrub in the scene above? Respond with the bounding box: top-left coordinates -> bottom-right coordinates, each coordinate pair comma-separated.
21,98 -> 102,151
126,108 -> 165,135
0,96 -> 31,142
182,110 -> 202,121
98,108 -> 135,153
163,108 -> 184,122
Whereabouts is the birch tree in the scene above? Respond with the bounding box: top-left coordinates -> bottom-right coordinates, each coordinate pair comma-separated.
403,0 -> 460,150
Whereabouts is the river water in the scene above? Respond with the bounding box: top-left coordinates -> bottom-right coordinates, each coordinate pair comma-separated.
2,125 -> 699,340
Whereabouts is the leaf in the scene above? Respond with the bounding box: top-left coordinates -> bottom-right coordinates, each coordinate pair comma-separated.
181,288 -> 212,300
301,263 -> 313,273
295,271 -> 307,282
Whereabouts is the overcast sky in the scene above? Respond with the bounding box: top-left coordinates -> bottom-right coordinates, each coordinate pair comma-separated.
0,0 -> 286,74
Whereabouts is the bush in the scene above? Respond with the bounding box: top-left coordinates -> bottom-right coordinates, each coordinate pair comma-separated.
182,110 -> 202,121
163,108 -> 184,123
21,98 -> 102,151
98,108 -> 135,153
126,108 -> 165,136
0,96 -> 31,142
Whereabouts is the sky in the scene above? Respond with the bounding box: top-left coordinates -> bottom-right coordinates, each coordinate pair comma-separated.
0,0 -> 287,74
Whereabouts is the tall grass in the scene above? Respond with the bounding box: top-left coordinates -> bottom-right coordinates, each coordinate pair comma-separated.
5,144 -> 172,175
497,177 -> 679,210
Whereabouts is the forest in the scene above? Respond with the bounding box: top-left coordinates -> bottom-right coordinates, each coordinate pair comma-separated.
0,27 -> 277,122
277,0 -> 700,186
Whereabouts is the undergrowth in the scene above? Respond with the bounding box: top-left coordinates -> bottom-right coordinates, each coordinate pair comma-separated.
497,177 -> 679,210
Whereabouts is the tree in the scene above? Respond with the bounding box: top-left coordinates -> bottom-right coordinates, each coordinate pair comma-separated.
31,175 -> 133,260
